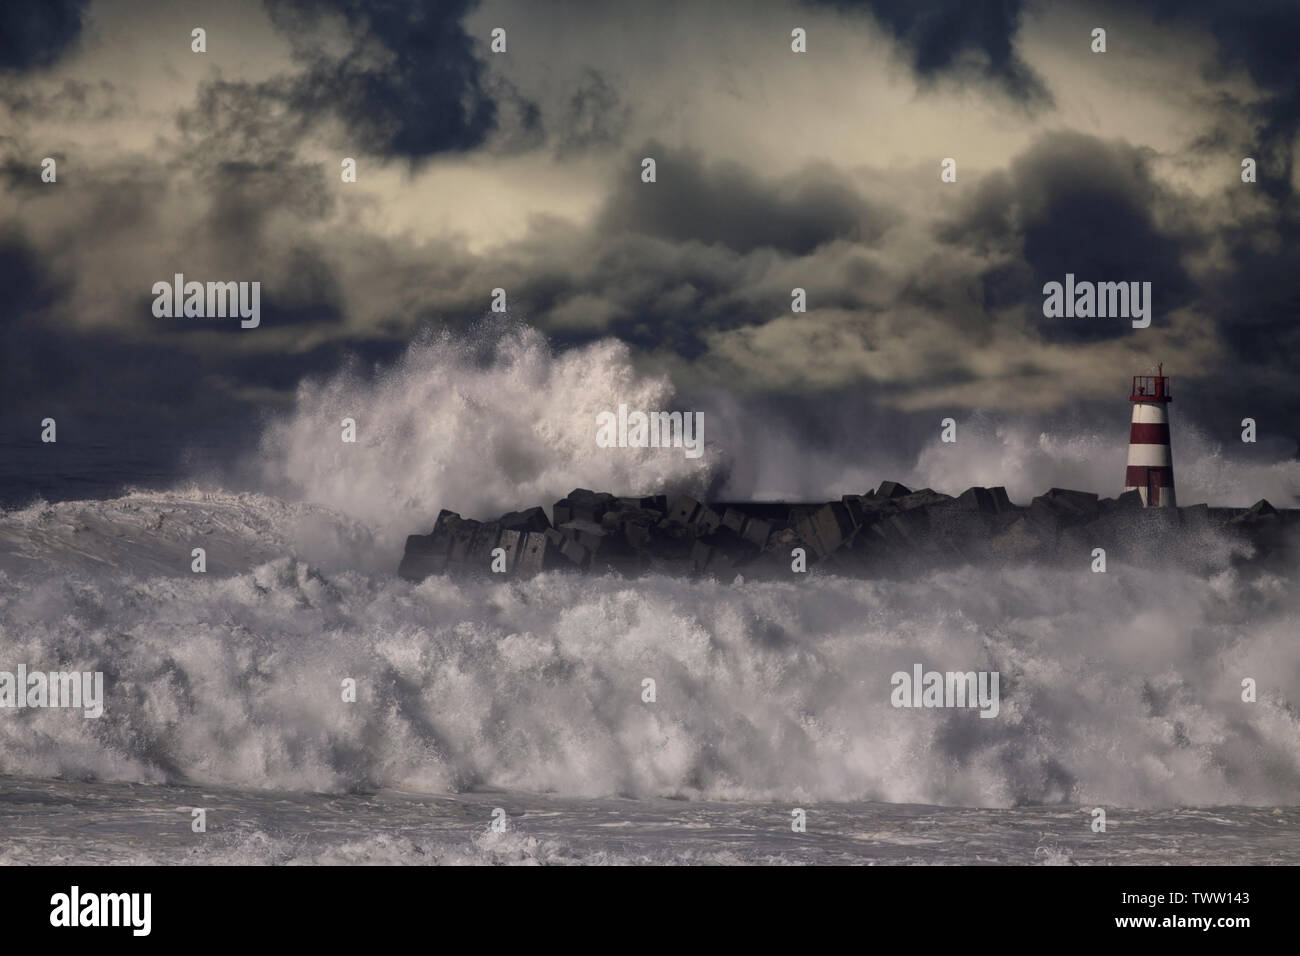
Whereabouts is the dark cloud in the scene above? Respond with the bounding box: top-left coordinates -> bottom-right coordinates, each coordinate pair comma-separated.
0,0 -> 88,72
932,126 -> 1298,446
598,143 -> 892,256
1212,225 -> 1300,361
555,69 -> 629,156
939,133 -> 1199,342
178,77 -> 312,166
170,1 -> 514,168
200,158 -> 335,243
524,236 -> 766,358
172,79 -> 336,262
1147,0 -> 1300,200
0,77 -> 124,121
505,228 -> 891,366
263,0 -> 501,159
808,0 -> 1049,103
479,74 -> 545,153
1189,211 -> 1300,449
0,150 -> 56,196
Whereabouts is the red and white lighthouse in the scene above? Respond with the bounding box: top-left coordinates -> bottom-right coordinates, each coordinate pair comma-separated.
1125,364 -> 1176,507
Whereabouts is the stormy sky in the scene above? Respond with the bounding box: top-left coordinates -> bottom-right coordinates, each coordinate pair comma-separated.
1,0 -> 1297,505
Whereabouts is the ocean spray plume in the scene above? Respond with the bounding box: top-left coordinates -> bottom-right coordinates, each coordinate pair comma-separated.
256,323 -> 718,551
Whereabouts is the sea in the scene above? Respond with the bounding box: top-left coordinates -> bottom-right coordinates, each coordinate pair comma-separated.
2,327 -> 1298,865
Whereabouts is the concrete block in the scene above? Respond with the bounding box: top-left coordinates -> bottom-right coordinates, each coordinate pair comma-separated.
840,495 -> 867,526
1230,499 -> 1279,526
558,537 -> 589,567
876,480 -> 912,499
1044,488 -> 1100,519
668,495 -> 701,525
741,517 -> 771,549
1115,489 -> 1143,511
516,531 -> 551,577
1030,489 -> 1098,532
500,507 -> 550,533
468,521 -> 502,569
956,487 -> 997,514
795,502 -> 854,558
566,489 -> 616,523
626,523 -> 652,550
896,488 -> 953,511
560,519 -> 606,552
693,505 -> 721,535
553,498 -> 573,526
765,526 -> 800,549
397,546 -> 447,582
498,529 -> 524,570
448,519 -> 480,563
987,487 -> 1013,513
619,495 -> 667,513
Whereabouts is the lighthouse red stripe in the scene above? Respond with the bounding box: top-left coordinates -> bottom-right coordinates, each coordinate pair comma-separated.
1129,423 -> 1170,444
1125,466 -> 1175,487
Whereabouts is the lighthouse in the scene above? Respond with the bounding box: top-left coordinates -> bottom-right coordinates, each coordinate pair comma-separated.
1124,364 -> 1176,507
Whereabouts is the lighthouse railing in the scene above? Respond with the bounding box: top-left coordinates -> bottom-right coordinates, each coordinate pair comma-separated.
1130,375 -> 1171,401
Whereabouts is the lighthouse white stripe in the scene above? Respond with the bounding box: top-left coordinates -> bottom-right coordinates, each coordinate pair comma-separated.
1130,404 -> 1170,425
1126,444 -> 1173,467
